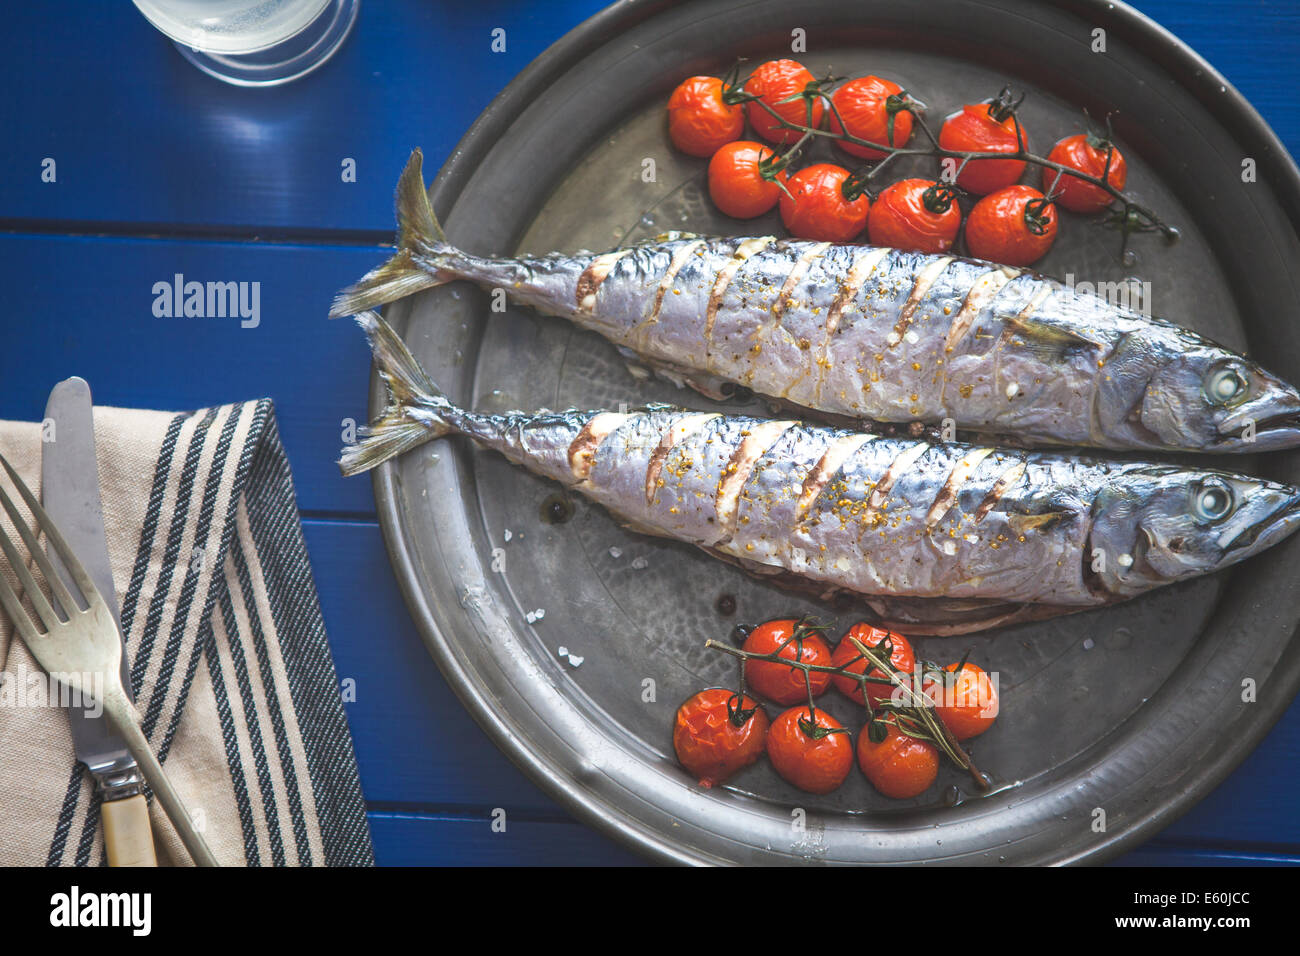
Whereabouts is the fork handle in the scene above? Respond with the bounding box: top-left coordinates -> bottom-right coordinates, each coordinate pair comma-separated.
104,696 -> 220,867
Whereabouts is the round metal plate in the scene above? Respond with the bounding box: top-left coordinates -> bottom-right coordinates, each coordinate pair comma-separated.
369,0 -> 1300,864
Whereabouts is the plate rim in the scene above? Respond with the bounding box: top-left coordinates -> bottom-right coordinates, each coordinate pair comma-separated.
367,0 -> 1300,865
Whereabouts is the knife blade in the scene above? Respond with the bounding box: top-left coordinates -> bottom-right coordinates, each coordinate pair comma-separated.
43,377 -> 156,866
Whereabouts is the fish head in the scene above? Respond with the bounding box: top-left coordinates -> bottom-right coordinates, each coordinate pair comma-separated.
1089,466 -> 1300,597
1104,330 -> 1300,451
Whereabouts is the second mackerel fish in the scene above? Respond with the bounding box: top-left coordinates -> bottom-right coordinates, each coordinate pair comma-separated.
339,311 -> 1300,636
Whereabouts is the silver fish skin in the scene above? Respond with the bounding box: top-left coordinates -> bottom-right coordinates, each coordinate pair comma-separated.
330,149 -> 1300,454
342,311 -> 1300,635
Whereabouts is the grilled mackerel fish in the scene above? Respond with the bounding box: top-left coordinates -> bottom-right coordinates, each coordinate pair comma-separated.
330,149 -> 1300,454
341,311 -> 1300,635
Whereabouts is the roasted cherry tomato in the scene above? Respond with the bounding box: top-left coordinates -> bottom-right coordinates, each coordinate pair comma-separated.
867,178 -> 962,254
925,661 -> 999,741
937,91 -> 1028,195
708,140 -> 787,218
779,163 -> 871,242
767,706 -> 854,794
857,719 -> 940,799
1045,133 -> 1127,214
964,184 -> 1058,266
744,59 -> 824,145
828,75 -> 914,160
830,624 -> 917,706
673,688 -> 770,787
742,619 -> 832,704
667,75 -> 745,158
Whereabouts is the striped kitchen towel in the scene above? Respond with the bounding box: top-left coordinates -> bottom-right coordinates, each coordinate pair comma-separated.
0,399 -> 372,866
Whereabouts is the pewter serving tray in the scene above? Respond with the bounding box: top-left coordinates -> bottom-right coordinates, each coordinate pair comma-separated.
368,0 -> 1300,864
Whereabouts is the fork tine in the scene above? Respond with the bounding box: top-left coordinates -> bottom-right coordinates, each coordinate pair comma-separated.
0,452 -> 101,614
0,519 -> 60,632
0,560 -> 40,642
0,473 -> 80,619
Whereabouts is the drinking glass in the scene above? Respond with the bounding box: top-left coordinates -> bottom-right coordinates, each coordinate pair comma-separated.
132,0 -> 359,87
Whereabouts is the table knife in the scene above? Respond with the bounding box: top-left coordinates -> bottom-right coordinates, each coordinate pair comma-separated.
43,377 -> 157,867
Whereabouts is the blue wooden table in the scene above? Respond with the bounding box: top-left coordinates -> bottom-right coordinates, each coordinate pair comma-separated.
2,0 -> 1297,866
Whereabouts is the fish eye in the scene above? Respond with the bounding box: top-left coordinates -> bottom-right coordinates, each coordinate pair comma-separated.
1203,363 -> 1249,406
1191,478 -> 1235,523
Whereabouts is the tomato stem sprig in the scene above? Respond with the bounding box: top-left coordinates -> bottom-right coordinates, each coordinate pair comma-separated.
705,626 -> 990,791
844,637 -> 986,791
731,63 -> 1176,253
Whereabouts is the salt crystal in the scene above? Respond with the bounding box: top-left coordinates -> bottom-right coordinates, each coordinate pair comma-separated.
568,655 -> 585,667
503,529 -> 512,542
608,546 -> 623,559
558,646 -> 569,657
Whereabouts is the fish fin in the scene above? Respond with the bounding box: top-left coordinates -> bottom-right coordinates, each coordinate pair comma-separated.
1006,510 -> 1073,536
340,311 -> 456,477
863,597 -> 1082,636
330,149 -> 455,318
1004,312 -> 1106,351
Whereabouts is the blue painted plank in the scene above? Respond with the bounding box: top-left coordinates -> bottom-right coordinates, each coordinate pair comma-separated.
0,233 -> 390,516
305,518 -> 562,812
0,0 -> 611,234
1,2 -> 1296,234
1128,0 -> 1300,150
367,811 -> 646,866
1111,843 -> 1300,867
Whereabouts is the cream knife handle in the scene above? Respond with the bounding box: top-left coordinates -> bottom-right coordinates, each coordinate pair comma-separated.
104,693 -> 220,867
102,794 -> 158,867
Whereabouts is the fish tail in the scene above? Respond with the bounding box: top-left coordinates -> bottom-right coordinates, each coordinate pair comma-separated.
329,148 -> 458,319
340,311 -> 457,476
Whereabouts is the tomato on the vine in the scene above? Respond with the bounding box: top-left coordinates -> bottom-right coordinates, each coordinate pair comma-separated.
830,623 -> 917,706
673,688 -> 770,787
767,706 -> 854,794
964,184 -> 1058,266
867,178 -> 962,254
857,719 -> 940,799
1045,133 -> 1127,214
744,59 -> 824,145
938,91 -> 1028,195
666,75 -> 745,158
779,164 -> 871,242
708,140 -> 787,219
742,618 -> 832,704
828,75 -> 914,160
925,661 -> 999,741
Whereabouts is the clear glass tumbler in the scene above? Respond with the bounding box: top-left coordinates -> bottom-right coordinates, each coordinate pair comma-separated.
132,0 -> 359,87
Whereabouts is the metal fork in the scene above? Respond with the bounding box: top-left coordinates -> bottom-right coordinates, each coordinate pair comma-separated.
0,452 -> 219,867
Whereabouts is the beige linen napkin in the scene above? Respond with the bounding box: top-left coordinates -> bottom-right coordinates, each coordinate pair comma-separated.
0,400 -> 372,866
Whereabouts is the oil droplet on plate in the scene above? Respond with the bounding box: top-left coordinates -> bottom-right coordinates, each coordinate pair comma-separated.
540,493 -> 574,524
